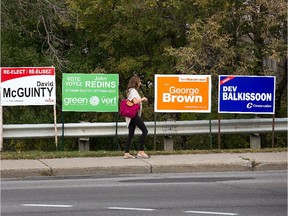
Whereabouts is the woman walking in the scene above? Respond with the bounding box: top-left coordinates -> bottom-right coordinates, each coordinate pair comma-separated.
124,75 -> 150,159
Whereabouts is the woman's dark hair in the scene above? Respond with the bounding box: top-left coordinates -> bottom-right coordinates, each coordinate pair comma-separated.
127,76 -> 141,96
127,75 -> 141,91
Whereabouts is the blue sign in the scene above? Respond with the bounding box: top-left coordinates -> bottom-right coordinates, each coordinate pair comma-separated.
218,76 -> 275,114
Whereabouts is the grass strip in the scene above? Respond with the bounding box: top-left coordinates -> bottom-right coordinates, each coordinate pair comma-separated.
1,148 -> 287,160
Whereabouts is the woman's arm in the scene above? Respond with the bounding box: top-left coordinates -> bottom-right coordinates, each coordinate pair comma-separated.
132,97 -> 148,104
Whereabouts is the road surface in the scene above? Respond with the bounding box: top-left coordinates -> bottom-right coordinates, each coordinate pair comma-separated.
1,171 -> 287,216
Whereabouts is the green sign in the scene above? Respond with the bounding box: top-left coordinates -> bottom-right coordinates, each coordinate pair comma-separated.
62,73 -> 119,112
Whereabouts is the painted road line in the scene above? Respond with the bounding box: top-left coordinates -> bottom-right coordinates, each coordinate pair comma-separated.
21,204 -> 73,208
108,207 -> 155,211
185,210 -> 238,215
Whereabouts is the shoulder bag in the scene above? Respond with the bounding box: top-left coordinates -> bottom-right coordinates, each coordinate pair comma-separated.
119,99 -> 140,118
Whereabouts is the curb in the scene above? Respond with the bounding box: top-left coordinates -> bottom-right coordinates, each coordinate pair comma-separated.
2,162 -> 287,179
1,152 -> 287,179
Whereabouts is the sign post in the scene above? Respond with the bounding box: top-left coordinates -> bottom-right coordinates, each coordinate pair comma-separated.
0,105 -> 2,152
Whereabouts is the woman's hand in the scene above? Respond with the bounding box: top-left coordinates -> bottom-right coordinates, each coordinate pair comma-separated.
141,97 -> 148,102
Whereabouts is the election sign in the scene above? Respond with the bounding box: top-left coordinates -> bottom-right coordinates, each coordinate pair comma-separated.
62,73 -> 119,112
0,67 -> 56,106
218,75 -> 276,114
155,74 -> 211,112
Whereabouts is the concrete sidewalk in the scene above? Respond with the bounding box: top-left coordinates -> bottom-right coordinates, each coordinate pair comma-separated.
1,152 -> 287,178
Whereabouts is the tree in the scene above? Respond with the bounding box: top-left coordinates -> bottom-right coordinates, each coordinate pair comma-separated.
167,0 -> 287,116
1,0 -> 78,68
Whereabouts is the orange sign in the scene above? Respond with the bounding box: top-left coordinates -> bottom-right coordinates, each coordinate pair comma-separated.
155,75 -> 211,112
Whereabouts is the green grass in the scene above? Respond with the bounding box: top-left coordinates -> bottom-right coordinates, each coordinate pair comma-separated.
1,148 -> 287,160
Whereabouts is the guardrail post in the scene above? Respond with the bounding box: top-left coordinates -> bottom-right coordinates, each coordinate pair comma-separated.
163,119 -> 174,151
78,137 -> 90,151
250,133 -> 261,149
78,121 -> 90,151
164,136 -> 173,151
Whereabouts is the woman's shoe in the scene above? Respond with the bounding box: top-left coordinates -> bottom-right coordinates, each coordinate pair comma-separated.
124,153 -> 136,159
137,152 -> 150,159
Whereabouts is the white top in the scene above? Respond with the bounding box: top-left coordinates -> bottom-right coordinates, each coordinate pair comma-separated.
125,88 -> 142,127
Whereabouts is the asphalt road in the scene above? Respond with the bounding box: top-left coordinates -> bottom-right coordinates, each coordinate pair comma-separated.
1,171 -> 287,216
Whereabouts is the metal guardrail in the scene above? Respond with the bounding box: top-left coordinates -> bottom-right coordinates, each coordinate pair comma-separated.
2,118 -> 287,139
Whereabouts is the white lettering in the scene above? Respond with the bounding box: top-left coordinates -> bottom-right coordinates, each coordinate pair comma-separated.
163,93 -> 202,103
67,77 -> 81,82
169,86 -> 199,95
85,81 -> 116,88
222,92 -> 272,101
64,97 -> 88,105
223,86 -> 237,92
101,97 -> 117,104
